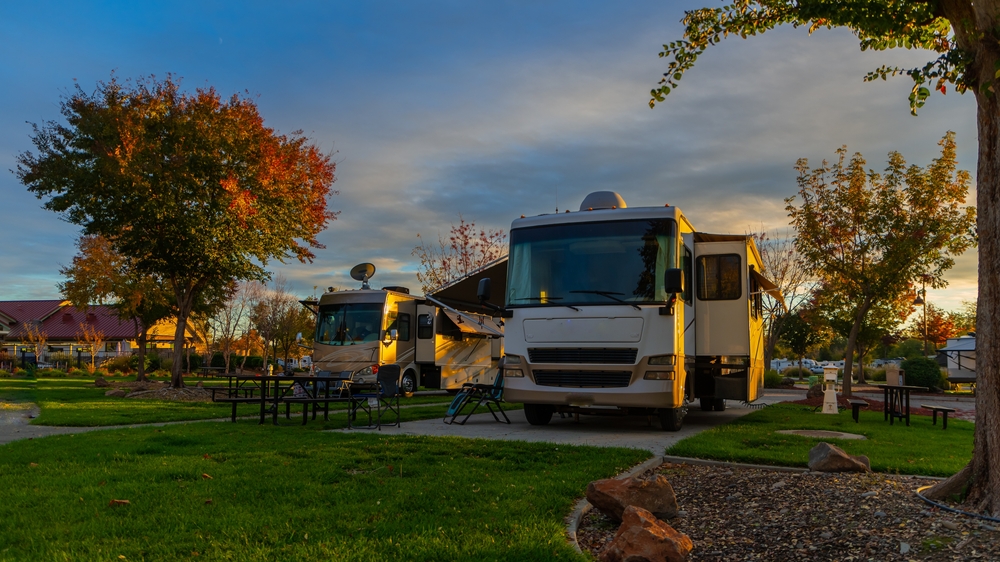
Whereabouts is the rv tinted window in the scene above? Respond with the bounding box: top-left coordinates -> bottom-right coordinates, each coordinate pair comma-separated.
697,254 -> 741,300
417,314 -> 433,339
681,245 -> 693,303
398,313 -> 411,341
316,302 -> 384,346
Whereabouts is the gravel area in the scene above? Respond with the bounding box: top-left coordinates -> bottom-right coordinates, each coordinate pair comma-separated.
577,462 -> 999,561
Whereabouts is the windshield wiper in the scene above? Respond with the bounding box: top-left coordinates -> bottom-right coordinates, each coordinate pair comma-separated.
511,297 -> 580,311
569,290 -> 641,310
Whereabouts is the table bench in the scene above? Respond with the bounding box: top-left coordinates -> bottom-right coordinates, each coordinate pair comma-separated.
847,399 -> 868,423
209,387 -> 265,422
921,404 -> 957,429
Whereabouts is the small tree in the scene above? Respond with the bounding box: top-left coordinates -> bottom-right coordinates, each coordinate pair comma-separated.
749,228 -> 812,369
22,322 -> 48,365
77,322 -> 105,372
906,302 -> 960,350
780,311 -> 826,380
211,281 -> 258,374
413,216 -> 507,293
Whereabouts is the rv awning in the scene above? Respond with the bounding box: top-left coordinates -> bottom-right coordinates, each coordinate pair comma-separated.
429,257 -> 508,316
441,309 -> 503,336
939,338 -> 976,352
749,270 -> 786,311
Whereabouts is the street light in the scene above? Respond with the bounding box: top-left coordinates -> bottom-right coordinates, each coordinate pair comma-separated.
913,276 -> 929,357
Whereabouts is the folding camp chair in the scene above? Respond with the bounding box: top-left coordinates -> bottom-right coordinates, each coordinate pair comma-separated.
444,359 -> 510,425
350,364 -> 401,430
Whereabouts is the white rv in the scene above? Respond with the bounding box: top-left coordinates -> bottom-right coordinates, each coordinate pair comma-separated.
477,191 -> 778,430
308,263 -> 504,396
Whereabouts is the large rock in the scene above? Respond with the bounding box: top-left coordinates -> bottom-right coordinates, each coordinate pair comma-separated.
104,389 -> 127,398
599,505 -> 693,562
808,442 -> 871,472
587,474 -> 679,522
94,378 -> 110,388
807,383 -> 825,399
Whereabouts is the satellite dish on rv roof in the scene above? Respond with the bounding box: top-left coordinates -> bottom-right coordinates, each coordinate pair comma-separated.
350,263 -> 376,290
579,191 -> 627,211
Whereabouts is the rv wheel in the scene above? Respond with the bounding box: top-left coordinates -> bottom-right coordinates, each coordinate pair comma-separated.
659,408 -> 686,431
699,398 -> 714,411
713,398 -> 726,412
401,370 -> 417,398
524,404 -> 554,426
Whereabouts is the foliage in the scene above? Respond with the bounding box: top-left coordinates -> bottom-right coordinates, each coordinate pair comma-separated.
780,310 -> 827,367
869,368 -> 887,382
666,403 -> 971,477
901,356 -> 947,390
413,216 -> 507,293
17,74 -> 338,387
0,370 -> 10,378
75,322 -> 105,371
949,299 -> 977,334
781,366 -> 811,379
785,133 -> 975,394
21,322 -> 49,363
750,228 -> 813,368
764,369 -> 784,388
906,302 -> 960,347
100,355 -> 133,373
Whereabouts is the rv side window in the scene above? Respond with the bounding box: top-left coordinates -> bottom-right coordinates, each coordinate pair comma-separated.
681,245 -> 693,303
749,275 -> 760,319
417,314 -> 433,339
697,254 -> 741,300
398,313 -> 411,341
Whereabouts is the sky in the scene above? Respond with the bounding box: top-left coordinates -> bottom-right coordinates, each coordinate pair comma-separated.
0,1 -> 980,313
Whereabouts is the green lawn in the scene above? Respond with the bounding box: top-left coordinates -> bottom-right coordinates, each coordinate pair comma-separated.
0,423 -> 649,561
0,378 -> 457,426
667,402 -> 973,477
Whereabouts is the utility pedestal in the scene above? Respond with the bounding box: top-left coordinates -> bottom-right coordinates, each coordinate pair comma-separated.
821,366 -> 839,414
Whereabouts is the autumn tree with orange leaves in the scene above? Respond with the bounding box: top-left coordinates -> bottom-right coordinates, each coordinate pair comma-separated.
413,216 -> 507,293
18,75 -> 338,388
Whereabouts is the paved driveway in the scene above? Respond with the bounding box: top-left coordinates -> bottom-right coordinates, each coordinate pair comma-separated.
343,389 -> 806,454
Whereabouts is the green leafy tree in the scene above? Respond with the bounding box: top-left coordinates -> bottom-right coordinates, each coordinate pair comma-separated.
18,75 -> 337,388
780,310 -> 827,380
650,1 -> 993,512
750,228 -> 812,369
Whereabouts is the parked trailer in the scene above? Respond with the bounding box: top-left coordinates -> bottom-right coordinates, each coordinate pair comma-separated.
476,191 -> 779,431
307,263 -> 504,396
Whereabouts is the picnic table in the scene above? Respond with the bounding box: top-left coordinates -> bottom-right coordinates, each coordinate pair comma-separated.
210,374 -> 356,426
872,384 -> 928,427
198,366 -> 225,377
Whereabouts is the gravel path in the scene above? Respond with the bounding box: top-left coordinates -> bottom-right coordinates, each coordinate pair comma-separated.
578,461 -> 998,561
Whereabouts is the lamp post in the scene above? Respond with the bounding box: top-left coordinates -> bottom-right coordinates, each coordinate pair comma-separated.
913,276 -> 929,357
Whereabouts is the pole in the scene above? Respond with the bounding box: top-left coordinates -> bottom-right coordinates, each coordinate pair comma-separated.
922,277 -> 929,357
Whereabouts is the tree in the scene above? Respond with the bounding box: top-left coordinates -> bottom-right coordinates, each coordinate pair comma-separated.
17,74 -> 337,388
210,282 -> 258,374
788,135 -> 973,397
820,285 -> 913,383
22,322 -> 48,365
250,277 -> 298,372
949,299 -> 978,334
906,302 -> 960,349
77,322 -> 105,373
412,216 -> 507,293
60,235 -> 171,381
750,228 -> 813,369
779,310 -> 827,380
651,1 -> 997,513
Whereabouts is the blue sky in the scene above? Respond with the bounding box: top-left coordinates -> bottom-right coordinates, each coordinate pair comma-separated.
0,1 -> 979,312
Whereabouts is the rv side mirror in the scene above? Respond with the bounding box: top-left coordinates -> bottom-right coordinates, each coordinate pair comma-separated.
664,268 -> 684,295
477,278 -> 492,302
383,329 -> 398,345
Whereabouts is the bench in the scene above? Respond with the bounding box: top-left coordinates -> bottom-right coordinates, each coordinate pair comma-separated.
847,399 -> 868,423
921,404 -> 957,429
210,388 -> 264,422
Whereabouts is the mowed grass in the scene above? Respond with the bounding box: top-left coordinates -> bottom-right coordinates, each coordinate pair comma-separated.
0,423 -> 649,561
667,402 -> 973,477
0,378 -> 457,426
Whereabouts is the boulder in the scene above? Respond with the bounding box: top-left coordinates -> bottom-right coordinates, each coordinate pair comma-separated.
808,442 -> 871,473
807,384 -> 825,399
587,474 -> 679,523
599,505 -> 693,562
94,378 -> 110,388
104,389 -> 127,398
781,377 -> 796,386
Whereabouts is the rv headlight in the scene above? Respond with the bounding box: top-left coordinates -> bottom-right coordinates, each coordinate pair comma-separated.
648,355 -> 676,366
504,355 -> 523,365
644,371 -> 675,381
505,369 -> 524,378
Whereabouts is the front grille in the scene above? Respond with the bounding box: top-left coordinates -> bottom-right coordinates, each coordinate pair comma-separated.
528,348 -> 638,364
533,370 -> 633,388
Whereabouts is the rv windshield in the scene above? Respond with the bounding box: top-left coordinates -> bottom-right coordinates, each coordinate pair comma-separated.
316,302 -> 384,346
506,218 -> 677,307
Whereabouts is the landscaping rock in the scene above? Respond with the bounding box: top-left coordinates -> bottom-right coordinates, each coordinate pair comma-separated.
94,378 -> 110,388
587,474 -> 679,523
781,377 -> 796,386
104,389 -> 127,398
807,442 -> 871,473
599,505 -> 693,562
806,383 -> 825,399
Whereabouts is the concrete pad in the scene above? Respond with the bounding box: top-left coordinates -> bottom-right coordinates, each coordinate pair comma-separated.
332,389 -> 806,455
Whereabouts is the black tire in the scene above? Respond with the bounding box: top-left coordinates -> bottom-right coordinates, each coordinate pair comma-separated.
713,398 -> 726,412
401,370 -> 417,398
700,398 -> 714,411
659,407 -> 686,431
524,404 -> 554,426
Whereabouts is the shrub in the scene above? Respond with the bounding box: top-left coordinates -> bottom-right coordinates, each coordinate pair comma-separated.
782,367 -> 810,379
901,357 -> 946,389
48,352 -> 74,364
0,369 -> 10,378
764,369 -> 784,388
131,353 -> 161,372
112,370 -> 125,377
868,368 -> 887,382
38,368 -> 67,378
101,355 -> 133,373
92,369 -> 108,378
67,367 -> 84,376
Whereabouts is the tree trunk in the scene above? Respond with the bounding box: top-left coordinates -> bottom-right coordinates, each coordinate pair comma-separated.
135,325 -> 148,382
842,298 -> 874,398
170,281 -> 198,389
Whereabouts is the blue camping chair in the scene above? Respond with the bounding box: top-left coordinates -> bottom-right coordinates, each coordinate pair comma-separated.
350,364 -> 402,430
445,359 -> 510,425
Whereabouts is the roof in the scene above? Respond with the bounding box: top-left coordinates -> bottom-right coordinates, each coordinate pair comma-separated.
0,300 -> 68,335
939,337 -> 976,352
2,303 -> 140,341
